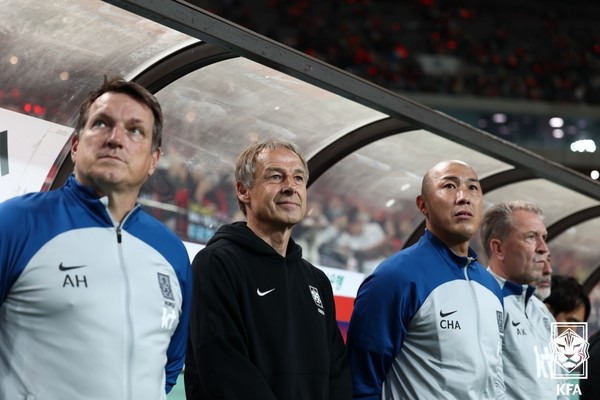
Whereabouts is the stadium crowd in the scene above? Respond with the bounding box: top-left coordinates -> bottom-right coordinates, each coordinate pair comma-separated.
193,0 -> 600,104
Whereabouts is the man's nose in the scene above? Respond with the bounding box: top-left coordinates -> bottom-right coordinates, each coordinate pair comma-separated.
281,183 -> 296,194
456,188 -> 471,204
542,260 -> 553,275
281,176 -> 297,194
536,237 -> 549,254
106,125 -> 125,147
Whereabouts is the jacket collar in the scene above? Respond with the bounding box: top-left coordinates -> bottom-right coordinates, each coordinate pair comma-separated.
65,175 -> 140,227
423,229 -> 479,268
488,268 -> 536,301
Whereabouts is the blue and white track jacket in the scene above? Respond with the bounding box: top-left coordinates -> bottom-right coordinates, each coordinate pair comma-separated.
489,271 -> 560,400
0,176 -> 191,400
347,230 -> 505,399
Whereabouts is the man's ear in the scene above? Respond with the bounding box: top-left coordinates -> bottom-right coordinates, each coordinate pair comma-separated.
489,238 -> 504,260
147,148 -> 160,177
70,133 -> 79,164
236,181 -> 250,206
416,195 -> 427,216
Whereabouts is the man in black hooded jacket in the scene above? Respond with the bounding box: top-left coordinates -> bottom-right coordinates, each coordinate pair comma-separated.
184,138 -> 352,400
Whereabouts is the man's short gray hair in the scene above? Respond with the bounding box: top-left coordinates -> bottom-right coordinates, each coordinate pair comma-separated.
234,138 -> 308,216
480,200 -> 543,258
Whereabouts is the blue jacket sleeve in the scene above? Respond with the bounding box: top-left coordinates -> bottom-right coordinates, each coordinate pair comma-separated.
0,202 -> 12,305
164,252 -> 192,393
0,197 -> 32,305
346,265 -> 414,399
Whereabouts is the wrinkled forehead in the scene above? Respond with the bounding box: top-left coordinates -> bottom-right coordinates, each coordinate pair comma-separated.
257,147 -> 306,172
89,92 -> 153,121
509,209 -> 547,234
427,161 -> 478,184
437,160 -> 477,177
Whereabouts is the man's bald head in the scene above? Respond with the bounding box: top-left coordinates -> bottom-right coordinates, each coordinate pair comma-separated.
421,160 -> 476,198
416,160 -> 483,256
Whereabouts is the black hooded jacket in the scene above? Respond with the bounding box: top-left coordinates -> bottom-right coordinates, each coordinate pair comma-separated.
185,221 -> 352,400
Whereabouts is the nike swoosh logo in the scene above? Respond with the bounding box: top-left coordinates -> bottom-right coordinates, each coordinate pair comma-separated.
256,288 -> 275,297
512,321 -> 521,327
439,310 -> 457,318
59,262 -> 87,271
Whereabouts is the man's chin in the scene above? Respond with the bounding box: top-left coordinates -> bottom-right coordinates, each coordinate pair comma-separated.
534,287 -> 551,300
286,216 -> 304,227
89,173 -> 130,191
451,227 -> 475,243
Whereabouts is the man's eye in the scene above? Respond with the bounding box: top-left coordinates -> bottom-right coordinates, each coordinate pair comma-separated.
270,174 -> 282,181
92,120 -> 106,128
294,176 -> 305,183
126,127 -> 146,141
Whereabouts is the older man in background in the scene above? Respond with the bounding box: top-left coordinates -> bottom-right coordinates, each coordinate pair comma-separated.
481,200 -> 558,400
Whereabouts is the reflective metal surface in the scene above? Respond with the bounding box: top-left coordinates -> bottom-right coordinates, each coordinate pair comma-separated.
0,0 -> 193,126
551,218 -> 600,282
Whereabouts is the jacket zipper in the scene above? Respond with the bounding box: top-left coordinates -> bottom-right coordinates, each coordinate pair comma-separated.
116,216 -> 134,400
463,257 -> 489,395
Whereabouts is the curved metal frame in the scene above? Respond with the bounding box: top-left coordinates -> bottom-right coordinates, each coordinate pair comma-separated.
131,41 -> 235,93
49,41 -> 235,190
307,118 -> 413,185
547,206 -> 600,239
584,268 -> 600,295
548,206 -> 600,293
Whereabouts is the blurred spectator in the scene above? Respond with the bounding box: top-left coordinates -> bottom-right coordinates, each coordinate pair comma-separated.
141,151 -> 238,244
190,0 -> 600,105
334,207 -> 387,274
293,198 -> 331,265
544,275 -> 591,331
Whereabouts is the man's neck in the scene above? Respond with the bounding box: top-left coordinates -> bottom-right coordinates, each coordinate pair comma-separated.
426,228 -> 470,257
246,220 -> 293,257
488,263 -> 505,279
447,242 -> 469,257
105,192 -> 137,224
75,175 -> 139,223
488,263 -> 529,287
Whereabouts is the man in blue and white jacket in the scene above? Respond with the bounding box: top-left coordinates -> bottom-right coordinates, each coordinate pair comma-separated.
0,78 -> 191,400
481,201 -> 559,400
347,160 -> 505,399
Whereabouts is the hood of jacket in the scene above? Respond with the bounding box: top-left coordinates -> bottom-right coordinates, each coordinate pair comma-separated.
207,221 -> 303,262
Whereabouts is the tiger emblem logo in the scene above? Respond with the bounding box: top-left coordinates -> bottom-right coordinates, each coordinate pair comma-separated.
550,328 -> 589,373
